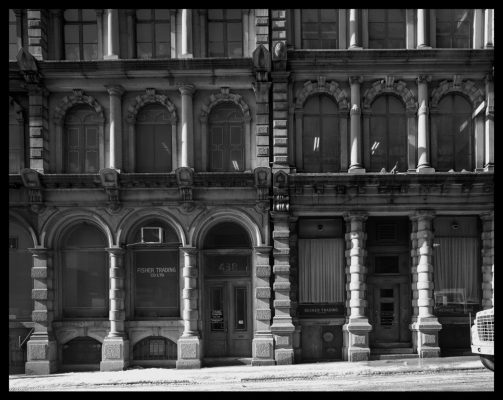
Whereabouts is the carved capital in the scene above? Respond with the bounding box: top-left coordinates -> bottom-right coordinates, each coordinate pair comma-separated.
105,84 -> 125,97
349,76 -> 363,86
178,84 -> 196,96
417,75 -> 431,85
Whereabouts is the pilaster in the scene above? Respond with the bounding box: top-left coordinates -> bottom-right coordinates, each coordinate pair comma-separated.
27,9 -> 48,60
105,85 -> 125,171
416,75 -> 435,173
27,84 -> 50,174
417,10 -> 431,48
409,216 -> 419,352
255,9 -> 269,50
271,71 -> 290,173
348,9 -> 362,49
348,76 -> 365,173
25,247 -> 58,375
480,212 -> 494,309
104,9 -> 119,59
178,84 -> 195,168
181,9 -> 193,58
342,212 -> 371,362
176,246 -> 201,369
484,74 -> 494,171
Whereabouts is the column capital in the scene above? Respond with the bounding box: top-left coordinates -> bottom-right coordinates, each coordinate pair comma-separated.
413,209 -> 436,221
178,83 -> 196,96
349,76 -> 363,85
416,75 -> 431,85
180,246 -> 198,255
105,246 -> 125,255
28,247 -> 52,256
105,84 -> 125,97
343,211 -> 368,222
254,245 -> 272,255
480,211 -> 494,221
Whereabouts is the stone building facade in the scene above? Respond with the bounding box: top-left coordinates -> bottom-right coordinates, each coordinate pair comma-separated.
9,9 -> 494,374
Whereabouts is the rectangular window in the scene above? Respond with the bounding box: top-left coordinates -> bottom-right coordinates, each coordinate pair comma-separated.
208,9 -> 243,57
301,9 -> 338,49
234,287 -> 247,330
368,9 -> 405,49
436,9 -> 473,48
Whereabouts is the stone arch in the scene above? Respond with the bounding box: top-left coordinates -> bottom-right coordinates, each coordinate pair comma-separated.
200,87 -> 251,122
53,89 -> 105,125
295,77 -> 349,111
41,210 -> 114,249
190,208 -> 263,249
430,79 -> 484,110
363,79 -> 418,114
57,331 -> 105,345
125,88 -> 177,125
9,210 -> 39,247
116,208 -> 187,247
129,332 -> 180,348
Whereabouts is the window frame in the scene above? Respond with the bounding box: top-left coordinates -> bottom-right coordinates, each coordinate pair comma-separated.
367,9 -> 406,49
300,9 -> 339,49
135,9 -> 171,59
435,9 -> 473,49
207,9 -> 244,57
63,9 -> 98,61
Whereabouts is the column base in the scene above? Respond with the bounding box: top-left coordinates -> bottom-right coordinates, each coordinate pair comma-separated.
271,320 -> 295,365
176,336 -> 202,369
416,45 -> 432,49
348,166 -> 366,174
348,46 -> 363,50
252,334 -> 275,366
104,54 -> 119,60
342,319 -> 372,362
417,166 -> 435,173
410,317 -> 442,358
26,338 -> 58,375
484,164 -> 494,172
100,337 -> 130,372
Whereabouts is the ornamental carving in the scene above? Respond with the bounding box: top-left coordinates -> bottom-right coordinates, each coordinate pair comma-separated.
295,78 -> 349,111
363,79 -> 418,114
126,88 -> 177,124
54,89 -> 105,125
430,79 -> 484,110
200,88 -> 251,122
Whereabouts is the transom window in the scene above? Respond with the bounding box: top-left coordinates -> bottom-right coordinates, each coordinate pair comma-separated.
136,9 -> 171,59
64,105 -> 101,173
432,94 -> 473,171
208,9 -> 243,57
63,9 -> 98,60
302,95 -> 339,172
208,103 -> 245,172
301,9 -> 338,49
436,9 -> 473,48
369,95 -> 407,172
368,9 -> 406,49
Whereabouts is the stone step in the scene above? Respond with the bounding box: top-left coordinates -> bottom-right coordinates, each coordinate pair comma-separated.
369,353 -> 419,360
371,347 -> 415,354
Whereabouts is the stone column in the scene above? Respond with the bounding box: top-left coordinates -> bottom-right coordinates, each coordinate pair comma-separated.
342,212 -> 371,361
178,84 -> 195,168
271,72 -> 290,172
25,247 -> 57,375
271,211 -> 295,364
253,81 -> 272,168
101,247 -> 129,371
105,85 -> 124,171
252,246 -> 275,366
480,212 -> 494,309
27,84 -> 50,173
181,9 -> 193,58
484,9 -> 494,49
417,75 -> 434,172
416,9 -> 431,48
104,9 -> 119,59
348,76 -> 365,173
473,9 -> 484,49
409,216 -> 419,352
484,74 -> 494,171
255,9 -> 270,50
348,9 -> 362,49
409,210 -> 441,358
177,246 -> 201,368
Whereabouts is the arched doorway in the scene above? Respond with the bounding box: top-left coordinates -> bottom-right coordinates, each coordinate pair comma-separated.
202,222 -> 252,357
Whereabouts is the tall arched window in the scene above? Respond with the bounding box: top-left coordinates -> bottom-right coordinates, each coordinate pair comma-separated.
208,103 -> 245,172
135,104 -> 173,172
63,9 -> 98,60
208,9 -> 243,57
302,95 -> 339,172
368,9 -> 406,49
9,102 -> 24,174
369,95 -> 407,172
61,222 -> 108,318
136,9 -> 170,59
436,9 -> 473,48
301,9 -> 338,49
432,94 -> 473,171
64,105 -> 101,173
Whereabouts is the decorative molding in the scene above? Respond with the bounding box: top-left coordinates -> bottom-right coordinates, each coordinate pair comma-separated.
254,167 -> 271,201
54,89 -> 105,125
20,168 -> 45,213
295,78 -> 349,111
126,88 -> 177,124
99,168 -> 121,213
430,79 -> 485,110
362,79 -> 418,114
200,88 -> 251,122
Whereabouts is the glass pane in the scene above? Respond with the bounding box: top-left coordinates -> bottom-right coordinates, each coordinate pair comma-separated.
134,251 -> 179,317
208,9 -> 224,20
9,44 -> 18,60
85,127 -> 98,147
208,41 -> 224,57
372,96 -> 387,113
153,126 -> 172,171
137,23 -> 152,42
369,22 -> 385,39
64,25 -> 79,44
227,22 -> 242,40
154,9 -> 171,20
209,22 -> 224,41
320,95 -> 338,113
156,42 -> 170,58
436,36 -> 451,48
83,24 -> 97,43
302,9 -> 319,23
64,9 -> 79,21
320,9 -> 337,21
453,37 -> 470,48
436,9 -> 451,21
210,287 -> 224,331
83,44 -> 98,60
155,22 -> 170,42
137,43 -> 153,59
67,151 -> 80,172
388,9 -> 404,22
388,22 -> 405,39
234,287 -> 247,330
436,22 -> 451,35
388,96 -> 404,113
226,9 -> 241,20
228,41 -> 243,57
368,9 -> 385,22
81,9 -> 96,21
85,150 -> 98,172
65,44 -> 80,60
322,116 -> 339,172
136,9 -> 152,20
9,25 -> 17,43
455,20 -> 470,35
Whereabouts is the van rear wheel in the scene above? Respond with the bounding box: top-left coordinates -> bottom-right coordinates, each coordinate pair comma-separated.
480,355 -> 494,371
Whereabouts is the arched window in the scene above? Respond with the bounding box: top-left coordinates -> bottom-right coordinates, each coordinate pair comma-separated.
436,9 -> 473,48
302,95 -> 339,172
432,94 -> 473,171
63,9 -> 98,60
9,102 -> 24,174
64,105 -> 101,173
369,95 -> 407,172
301,9 -> 338,49
128,219 -> 180,318
9,221 -> 33,321
208,103 -> 245,172
368,9 -> 406,49
133,336 -> 177,360
135,104 -> 173,172
62,337 -> 102,365
136,9 -> 170,59
208,9 -> 243,57
61,222 -> 108,318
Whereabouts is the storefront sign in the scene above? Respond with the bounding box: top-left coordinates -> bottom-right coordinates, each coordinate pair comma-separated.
297,303 -> 346,318
136,266 -> 177,278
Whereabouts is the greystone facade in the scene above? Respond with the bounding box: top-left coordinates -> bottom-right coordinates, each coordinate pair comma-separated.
9,9 -> 494,374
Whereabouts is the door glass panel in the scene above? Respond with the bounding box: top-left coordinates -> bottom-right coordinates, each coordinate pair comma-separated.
380,302 -> 394,326
380,289 -> 394,298
210,287 -> 224,331
375,256 -> 399,274
234,287 -> 247,331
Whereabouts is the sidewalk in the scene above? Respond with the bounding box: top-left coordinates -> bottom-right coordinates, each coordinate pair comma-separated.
9,356 -> 485,391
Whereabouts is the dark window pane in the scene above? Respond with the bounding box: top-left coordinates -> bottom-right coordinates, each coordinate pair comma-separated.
209,22 -> 224,41
388,9 -> 404,22
9,9 -> 16,21
137,23 -> 152,42
136,9 -> 152,20
227,22 -> 242,40
208,9 -> 224,20
228,41 -> 243,57
9,44 -> 18,60
82,24 -> 97,43
235,287 -> 247,330
368,9 -> 385,22
320,9 -> 337,21
64,9 -> 79,21
81,9 -> 96,21
208,42 -> 224,57
302,9 -> 319,23
155,23 -> 170,42
226,9 -> 242,20
137,43 -> 153,59
85,150 -> 98,172
83,44 -> 98,60
155,9 -> 171,20
64,25 -> 79,44
9,25 -> 17,43
63,337 -> 102,364
156,42 -> 170,58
